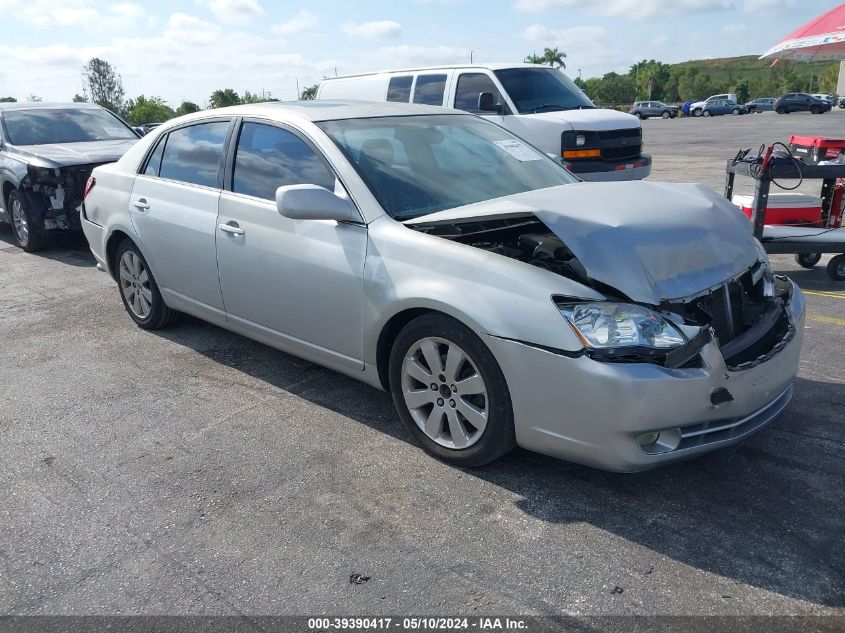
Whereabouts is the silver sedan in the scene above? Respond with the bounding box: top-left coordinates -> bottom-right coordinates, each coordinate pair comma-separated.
80,101 -> 805,471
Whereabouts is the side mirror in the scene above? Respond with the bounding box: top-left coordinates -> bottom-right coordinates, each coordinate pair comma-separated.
478,92 -> 502,114
275,184 -> 361,223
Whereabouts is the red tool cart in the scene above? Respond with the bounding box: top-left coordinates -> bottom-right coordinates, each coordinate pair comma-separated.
724,142 -> 845,281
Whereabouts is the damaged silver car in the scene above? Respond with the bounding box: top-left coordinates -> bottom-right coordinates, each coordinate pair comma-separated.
80,102 -> 805,471
0,102 -> 138,251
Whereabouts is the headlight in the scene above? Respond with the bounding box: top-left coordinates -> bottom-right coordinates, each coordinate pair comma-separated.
575,133 -> 586,147
558,302 -> 686,349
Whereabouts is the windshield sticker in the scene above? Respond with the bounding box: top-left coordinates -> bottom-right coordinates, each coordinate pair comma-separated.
494,139 -> 543,162
104,127 -> 133,137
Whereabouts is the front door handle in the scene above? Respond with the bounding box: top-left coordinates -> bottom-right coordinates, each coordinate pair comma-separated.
218,222 -> 245,236
132,197 -> 150,210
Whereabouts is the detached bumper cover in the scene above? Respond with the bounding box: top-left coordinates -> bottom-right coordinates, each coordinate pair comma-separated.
483,280 -> 805,472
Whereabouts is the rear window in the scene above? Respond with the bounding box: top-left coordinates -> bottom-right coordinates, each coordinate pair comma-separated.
412,75 -> 447,106
159,121 -> 230,188
2,107 -> 136,145
387,76 -> 413,103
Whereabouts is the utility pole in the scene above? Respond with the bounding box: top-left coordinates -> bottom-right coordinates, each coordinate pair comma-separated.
577,68 -> 582,79
471,51 -> 476,63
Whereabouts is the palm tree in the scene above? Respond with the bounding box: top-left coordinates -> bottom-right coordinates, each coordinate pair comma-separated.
543,47 -> 566,69
524,53 -> 544,64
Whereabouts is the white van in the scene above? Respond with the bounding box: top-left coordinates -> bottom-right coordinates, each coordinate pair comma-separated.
316,64 -> 651,182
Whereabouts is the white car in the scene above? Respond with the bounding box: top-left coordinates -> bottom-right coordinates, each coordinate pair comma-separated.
80,101 -> 805,472
317,64 -> 651,182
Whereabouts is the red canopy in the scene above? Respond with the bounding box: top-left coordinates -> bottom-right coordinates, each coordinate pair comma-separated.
761,3 -> 845,61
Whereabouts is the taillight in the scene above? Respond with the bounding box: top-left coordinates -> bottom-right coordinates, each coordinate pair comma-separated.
83,176 -> 96,200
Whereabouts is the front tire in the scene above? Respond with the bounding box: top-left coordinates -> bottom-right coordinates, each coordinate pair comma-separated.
661,111 -> 670,119
114,239 -> 178,329
634,112 -> 642,119
827,254 -> 845,281
7,190 -> 46,252
388,313 -> 515,467
795,252 -> 821,269
732,108 -> 740,115
703,110 -> 711,117
810,105 -> 821,114
776,106 -> 786,114
692,108 -> 702,117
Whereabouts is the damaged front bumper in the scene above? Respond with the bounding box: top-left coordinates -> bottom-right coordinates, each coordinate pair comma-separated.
482,279 -> 805,472
19,164 -> 100,233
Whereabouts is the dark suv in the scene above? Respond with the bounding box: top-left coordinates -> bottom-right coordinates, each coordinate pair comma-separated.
629,101 -> 678,119
774,93 -> 832,114
0,102 -> 138,251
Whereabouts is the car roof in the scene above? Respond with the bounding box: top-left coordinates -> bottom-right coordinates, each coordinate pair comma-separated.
322,63 -> 560,81
168,100 -> 468,125
0,101 -> 106,112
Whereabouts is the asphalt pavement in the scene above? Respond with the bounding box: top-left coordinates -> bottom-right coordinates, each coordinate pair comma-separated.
0,110 -> 843,619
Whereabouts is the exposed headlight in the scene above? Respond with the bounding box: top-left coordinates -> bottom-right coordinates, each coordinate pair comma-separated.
575,133 -> 586,147
559,302 -> 686,349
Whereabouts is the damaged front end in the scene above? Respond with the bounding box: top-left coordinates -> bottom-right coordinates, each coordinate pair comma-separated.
19,163 -> 102,233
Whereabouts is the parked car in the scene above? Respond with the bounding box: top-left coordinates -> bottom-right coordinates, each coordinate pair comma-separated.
774,93 -> 832,114
810,93 -> 835,104
317,64 -> 651,182
81,101 -> 805,472
701,99 -> 748,117
746,97 -> 776,113
690,93 -> 739,117
0,102 -> 139,251
629,101 -> 678,119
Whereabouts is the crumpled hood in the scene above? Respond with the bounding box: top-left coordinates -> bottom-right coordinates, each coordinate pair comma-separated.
406,181 -> 758,304
528,108 -> 640,131
12,139 -> 138,168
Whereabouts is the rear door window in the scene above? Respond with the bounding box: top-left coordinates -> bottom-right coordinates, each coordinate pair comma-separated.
143,136 -> 166,176
387,76 -> 413,103
159,121 -> 230,188
412,74 -> 447,106
454,73 -> 506,113
232,122 -> 336,200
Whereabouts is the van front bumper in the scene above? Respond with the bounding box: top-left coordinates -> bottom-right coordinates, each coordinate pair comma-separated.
567,154 -> 652,182
481,280 -> 805,472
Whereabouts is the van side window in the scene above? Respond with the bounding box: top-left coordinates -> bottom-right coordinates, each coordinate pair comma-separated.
454,73 -> 506,114
387,76 -> 413,102
412,74 -> 447,106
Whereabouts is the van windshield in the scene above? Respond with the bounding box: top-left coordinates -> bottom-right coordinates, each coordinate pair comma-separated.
494,67 -> 594,114
318,114 -> 577,220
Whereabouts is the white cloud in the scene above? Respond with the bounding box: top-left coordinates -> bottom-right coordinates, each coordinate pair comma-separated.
516,0 -> 736,18
0,0 -> 146,29
720,23 -> 746,35
272,9 -> 319,35
164,12 -> 222,45
341,20 -> 403,40
743,0 -> 796,14
208,0 -> 264,25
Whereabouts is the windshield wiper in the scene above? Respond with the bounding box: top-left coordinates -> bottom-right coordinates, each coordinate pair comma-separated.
532,104 -> 566,113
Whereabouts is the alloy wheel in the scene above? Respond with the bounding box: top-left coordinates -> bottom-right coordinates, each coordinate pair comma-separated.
10,198 -> 28,246
119,251 -> 153,319
400,337 -> 488,450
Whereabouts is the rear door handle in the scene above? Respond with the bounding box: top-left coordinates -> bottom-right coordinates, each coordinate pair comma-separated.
132,197 -> 150,210
218,222 -> 245,236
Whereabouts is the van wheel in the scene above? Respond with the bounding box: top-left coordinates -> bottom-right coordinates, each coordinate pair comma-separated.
388,313 -> 515,467
795,252 -> 821,269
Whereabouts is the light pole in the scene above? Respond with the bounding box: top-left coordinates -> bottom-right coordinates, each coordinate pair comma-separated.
471,50 -> 476,63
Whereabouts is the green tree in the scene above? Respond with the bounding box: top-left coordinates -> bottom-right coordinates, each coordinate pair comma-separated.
241,90 -> 279,104
595,72 -> 636,105
734,78 -> 750,104
819,63 -> 840,93
581,77 -> 602,102
175,101 -> 201,115
209,88 -> 241,109
0,97 -> 16,103
72,93 -> 86,102
692,73 -> 714,100
542,46 -> 566,69
300,84 -> 318,100
82,58 -> 125,114
125,95 -> 175,126
27,95 -> 43,102
524,53 -> 544,65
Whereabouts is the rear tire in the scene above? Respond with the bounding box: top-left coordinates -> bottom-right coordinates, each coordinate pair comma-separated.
7,190 -> 46,252
776,106 -> 786,114
703,110 -> 711,117
732,108 -> 740,115
388,313 -> 516,467
795,252 -> 821,269
114,239 -> 178,330
827,254 -> 845,281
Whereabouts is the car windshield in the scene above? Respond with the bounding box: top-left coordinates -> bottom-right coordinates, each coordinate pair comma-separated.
318,114 -> 577,220
2,108 -> 137,145
493,67 -> 594,113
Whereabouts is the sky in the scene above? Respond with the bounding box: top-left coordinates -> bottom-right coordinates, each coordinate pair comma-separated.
0,0 -> 840,107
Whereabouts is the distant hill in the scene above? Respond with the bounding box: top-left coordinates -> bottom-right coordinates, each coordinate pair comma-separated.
670,55 -> 834,86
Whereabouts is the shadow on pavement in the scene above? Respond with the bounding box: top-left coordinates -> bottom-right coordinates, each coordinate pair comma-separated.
152,315 -> 845,609
0,224 -> 95,268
